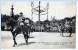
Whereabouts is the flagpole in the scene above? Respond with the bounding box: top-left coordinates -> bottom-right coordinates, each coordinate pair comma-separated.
31,2 -> 34,21
47,8 -> 48,20
32,7 -> 33,21
38,1 -> 41,32
47,3 -> 49,20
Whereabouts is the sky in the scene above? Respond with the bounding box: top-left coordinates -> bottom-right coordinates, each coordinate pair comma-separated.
1,1 -> 76,22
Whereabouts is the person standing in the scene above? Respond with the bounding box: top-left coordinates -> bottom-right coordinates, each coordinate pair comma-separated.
59,23 -> 64,36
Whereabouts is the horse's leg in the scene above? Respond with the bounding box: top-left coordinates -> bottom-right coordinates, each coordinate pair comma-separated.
23,29 -> 28,45
14,33 -> 18,45
60,32 -> 61,36
69,32 -> 72,37
12,32 -> 18,47
28,30 -> 30,38
62,32 -> 64,37
26,30 -> 29,44
12,32 -> 16,47
28,26 -> 31,37
60,31 -> 62,36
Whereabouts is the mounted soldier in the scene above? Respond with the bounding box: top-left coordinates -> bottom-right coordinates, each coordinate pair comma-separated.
12,12 -> 25,32
17,12 -> 30,43
17,12 -> 25,26
10,12 -> 29,47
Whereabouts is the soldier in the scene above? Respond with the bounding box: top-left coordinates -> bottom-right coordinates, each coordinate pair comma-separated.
17,12 -> 25,26
59,23 -> 64,36
16,12 -> 25,32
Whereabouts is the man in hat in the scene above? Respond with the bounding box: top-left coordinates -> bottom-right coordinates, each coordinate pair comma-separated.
17,12 -> 25,26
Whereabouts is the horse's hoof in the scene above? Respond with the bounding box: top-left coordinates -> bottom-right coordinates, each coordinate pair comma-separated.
69,35 -> 71,37
13,45 -> 15,47
15,43 -> 17,45
26,43 -> 28,45
26,41 -> 28,45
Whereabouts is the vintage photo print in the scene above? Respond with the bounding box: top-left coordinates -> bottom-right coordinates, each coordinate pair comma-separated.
1,1 -> 76,49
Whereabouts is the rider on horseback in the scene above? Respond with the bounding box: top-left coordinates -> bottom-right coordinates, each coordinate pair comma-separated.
11,12 -> 29,46
17,12 -> 30,44
12,12 -> 25,32
17,12 -> 25,26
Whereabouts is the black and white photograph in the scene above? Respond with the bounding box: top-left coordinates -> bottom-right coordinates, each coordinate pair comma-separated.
1,1 -> 76,49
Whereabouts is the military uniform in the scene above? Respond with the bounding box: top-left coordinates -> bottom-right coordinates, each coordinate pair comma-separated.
17,16 -> 25,26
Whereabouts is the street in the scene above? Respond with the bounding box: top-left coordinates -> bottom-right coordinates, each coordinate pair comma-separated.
1,31 -> 76,49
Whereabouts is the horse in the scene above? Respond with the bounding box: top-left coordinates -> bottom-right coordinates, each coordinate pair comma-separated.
9,17 -> 29,47
59,23 -> 73,37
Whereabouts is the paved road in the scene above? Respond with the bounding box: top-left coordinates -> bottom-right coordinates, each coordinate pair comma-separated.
1,31 -> 76,49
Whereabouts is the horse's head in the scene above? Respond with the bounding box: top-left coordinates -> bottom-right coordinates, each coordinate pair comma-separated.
7,17 -> 18,31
